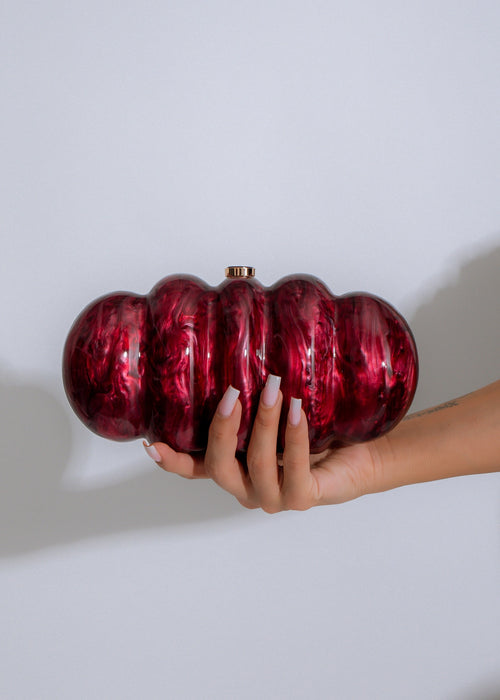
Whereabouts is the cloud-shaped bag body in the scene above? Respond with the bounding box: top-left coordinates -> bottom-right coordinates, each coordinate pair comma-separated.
63,272 -> 418,453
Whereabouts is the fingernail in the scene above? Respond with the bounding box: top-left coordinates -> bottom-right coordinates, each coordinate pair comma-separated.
143,441 -> 161,463
262,374 -> 281,407
289,397 -> 302,426
218,385 -> 240,417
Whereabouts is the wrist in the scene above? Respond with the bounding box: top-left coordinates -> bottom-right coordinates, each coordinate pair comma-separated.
364,434 -> 394,495
365,382 -> 500,494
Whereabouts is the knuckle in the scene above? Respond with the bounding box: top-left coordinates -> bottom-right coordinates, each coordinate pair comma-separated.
208,422 -> 227,442
254,408 -> 277,430
237,498 -> 259,510
246,451 -> 265,474
284,431 -> 304,449
283,453 -> 303,469
282,490 -> 310,512
246,448 -> 276,476
261,501 -> 281,515
204,456 -> 221,481
204,453 -> 237,485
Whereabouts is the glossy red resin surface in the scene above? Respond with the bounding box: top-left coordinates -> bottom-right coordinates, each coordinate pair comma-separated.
63,274 -> 418,453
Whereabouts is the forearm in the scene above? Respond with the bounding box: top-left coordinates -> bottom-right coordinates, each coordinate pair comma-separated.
371,380 -> 500,493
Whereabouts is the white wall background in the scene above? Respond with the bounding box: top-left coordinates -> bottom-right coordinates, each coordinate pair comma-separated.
1,2 -> 499,698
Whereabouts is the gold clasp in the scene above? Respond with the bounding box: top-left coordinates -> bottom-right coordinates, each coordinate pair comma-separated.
225,266 -> 256,279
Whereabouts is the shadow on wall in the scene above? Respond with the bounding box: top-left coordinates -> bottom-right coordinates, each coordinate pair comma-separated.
408,241 -> 500,411
1,240 -> 500,558
454,679 -> 500,700
0,374 -> 242,559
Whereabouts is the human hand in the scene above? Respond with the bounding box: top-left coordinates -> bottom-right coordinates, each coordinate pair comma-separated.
143,375 -> 383,512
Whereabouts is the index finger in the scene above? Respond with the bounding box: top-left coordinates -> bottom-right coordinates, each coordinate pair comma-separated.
204,386 -> 255,505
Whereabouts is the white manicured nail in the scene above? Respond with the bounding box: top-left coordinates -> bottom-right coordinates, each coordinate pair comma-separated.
289,397 -> 302,426
143,441 -> 161,463
218,385 -> 240,417
262,374 -> 281,407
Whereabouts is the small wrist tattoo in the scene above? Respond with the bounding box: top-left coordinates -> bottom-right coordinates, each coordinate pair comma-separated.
404,399 -> 459,421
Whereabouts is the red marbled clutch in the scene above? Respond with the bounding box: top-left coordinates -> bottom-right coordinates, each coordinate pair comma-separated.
62,267 -> 418,453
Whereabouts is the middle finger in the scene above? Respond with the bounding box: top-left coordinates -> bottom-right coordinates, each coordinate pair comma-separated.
246,374 -> 283,512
